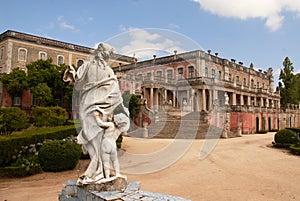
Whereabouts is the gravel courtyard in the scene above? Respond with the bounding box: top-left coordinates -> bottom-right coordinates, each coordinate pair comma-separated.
0,132 -> 299,201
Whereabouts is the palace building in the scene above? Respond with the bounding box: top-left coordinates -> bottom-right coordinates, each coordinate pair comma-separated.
115,50 -> 300,134
0,30 -> 133,109
0,30 -> 299,135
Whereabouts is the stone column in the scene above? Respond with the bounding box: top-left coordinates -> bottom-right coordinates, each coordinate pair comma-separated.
209,90 -> 212,110
150,87 -> 154,109
240,94 -> 244,106
202,89 -> 207,111
232,93 -> 237,106
173,90 -> 176,108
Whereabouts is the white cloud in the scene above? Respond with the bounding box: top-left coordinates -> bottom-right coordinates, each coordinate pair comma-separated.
111,27 -> 187,60
57,16 -> 77,31
193,0 -> 300,31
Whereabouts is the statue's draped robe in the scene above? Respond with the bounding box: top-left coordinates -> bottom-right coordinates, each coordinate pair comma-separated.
73,61 -> 123,145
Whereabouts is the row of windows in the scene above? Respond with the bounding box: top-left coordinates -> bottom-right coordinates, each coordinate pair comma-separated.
17,48 -> 65,65
131,67 -> 268,89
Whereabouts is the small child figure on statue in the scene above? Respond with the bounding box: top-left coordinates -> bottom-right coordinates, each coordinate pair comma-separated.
94,112 -> 129,180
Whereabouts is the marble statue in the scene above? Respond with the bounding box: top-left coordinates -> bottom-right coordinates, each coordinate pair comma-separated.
63,43 -> 129,185
224,92 -> 229,106
95,112 -> 129,179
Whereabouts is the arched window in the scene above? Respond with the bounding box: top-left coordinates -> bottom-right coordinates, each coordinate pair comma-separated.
251,79 -> 254,88
211,69 -> 215,78
205,67 -> 208,77
39,51 -> 47,60
218,71 -> 222,80
18,48 -> 27,61
57,55 -> 64,65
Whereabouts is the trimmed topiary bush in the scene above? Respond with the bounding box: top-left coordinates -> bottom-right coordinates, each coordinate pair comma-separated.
0,107 -> 30,135
274,129 -> 299,148
38,140 -> 81,172
32,106 -> 67,127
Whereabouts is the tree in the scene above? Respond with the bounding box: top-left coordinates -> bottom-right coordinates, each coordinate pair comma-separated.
0,68 -> 28,99
279,57 -> 299,107
30,83 -> 53,106
27,59 -> 71,107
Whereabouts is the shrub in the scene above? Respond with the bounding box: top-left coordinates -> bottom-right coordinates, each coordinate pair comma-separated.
38,140 -> 81,172
269,129 -> 279,132
32,106 -> 67,127
257,130 -> 268,134
0,154 -> 42,177
0,125 -> 77,167
0,107 -> 30,135
290,143 -> 300,155
274,129 -> 299,148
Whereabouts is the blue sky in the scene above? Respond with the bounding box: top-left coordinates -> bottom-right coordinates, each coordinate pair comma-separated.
1,0 -> 300,86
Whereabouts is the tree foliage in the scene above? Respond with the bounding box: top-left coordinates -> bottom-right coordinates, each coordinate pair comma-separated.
27,59 -> 69,106
0,68 -> 28,98
278,57 -> 299,107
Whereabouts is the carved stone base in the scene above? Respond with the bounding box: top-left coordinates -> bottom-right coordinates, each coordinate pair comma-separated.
59,180 -> 191,201
83,176 -> 127,192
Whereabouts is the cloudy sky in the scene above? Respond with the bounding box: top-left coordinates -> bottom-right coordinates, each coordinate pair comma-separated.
1,0 -> 300,86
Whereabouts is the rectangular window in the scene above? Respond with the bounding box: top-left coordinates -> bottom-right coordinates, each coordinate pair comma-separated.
145,72 -> 152,80
18,48 -> 27,61
13,96 -> 21,106
167,69 -> 173,82
188,66 -> 194,78
178,68 -> 183,80
156,71 -> 162,81
136,74 -> 143,81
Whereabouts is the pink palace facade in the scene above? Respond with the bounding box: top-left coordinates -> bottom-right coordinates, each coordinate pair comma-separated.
116,50 -> 300,134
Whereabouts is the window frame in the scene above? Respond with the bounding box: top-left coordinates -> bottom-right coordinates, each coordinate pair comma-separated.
18,48 -> 27,61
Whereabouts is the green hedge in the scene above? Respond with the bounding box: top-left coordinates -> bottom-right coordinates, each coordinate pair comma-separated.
274,129 -> 299,148
38,140 -> 81,172
32,106 -> 67,127
0,125 -> 77,167
257,130 -> 268,134
290,143 -> 300,155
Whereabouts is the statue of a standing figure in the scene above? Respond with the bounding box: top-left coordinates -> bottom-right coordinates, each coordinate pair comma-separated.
63,43 -> 129,185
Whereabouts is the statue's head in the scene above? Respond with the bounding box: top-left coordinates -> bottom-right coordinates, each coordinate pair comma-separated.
94,43 -> 114,62
114,113 -> 130,132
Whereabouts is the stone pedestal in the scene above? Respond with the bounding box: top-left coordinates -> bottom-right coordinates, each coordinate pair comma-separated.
59,180 -> 191,201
